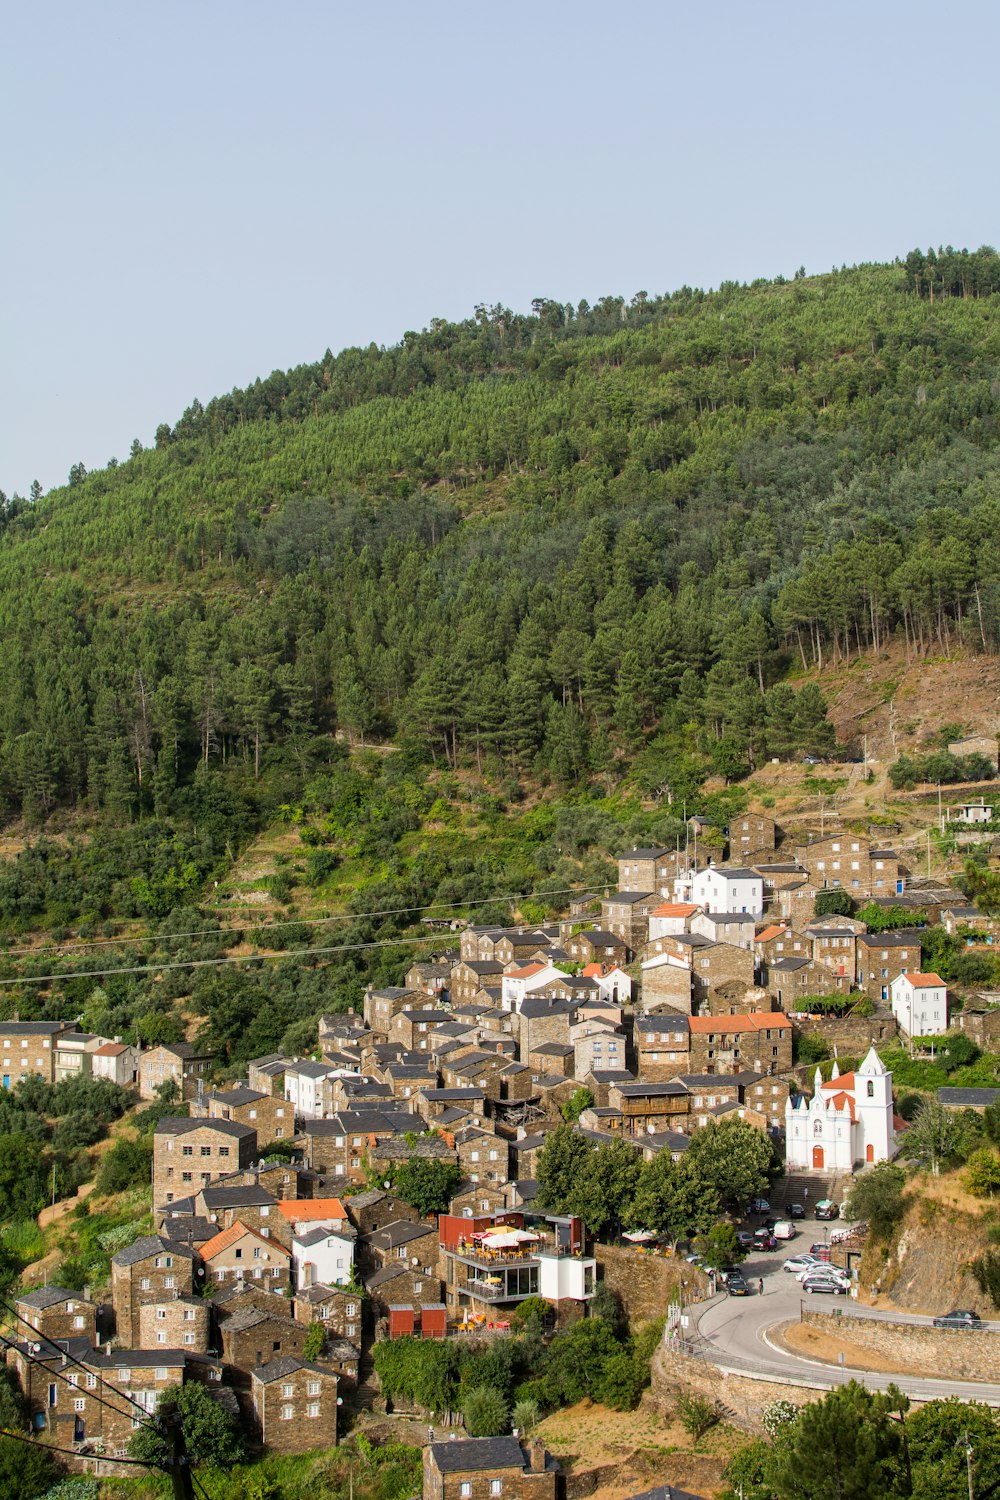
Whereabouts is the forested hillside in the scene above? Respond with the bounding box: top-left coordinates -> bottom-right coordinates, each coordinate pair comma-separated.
0,246 -> 998,1049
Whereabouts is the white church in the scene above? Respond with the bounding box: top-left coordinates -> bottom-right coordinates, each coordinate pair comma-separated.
785,1046 -> 896,1172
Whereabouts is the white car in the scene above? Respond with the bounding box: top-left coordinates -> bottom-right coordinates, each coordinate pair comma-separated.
796,1265 -> 850,1285
783,1254 -> 825,1273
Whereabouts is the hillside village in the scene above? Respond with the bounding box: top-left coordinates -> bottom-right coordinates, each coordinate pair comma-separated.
8,768 -> 1000,1496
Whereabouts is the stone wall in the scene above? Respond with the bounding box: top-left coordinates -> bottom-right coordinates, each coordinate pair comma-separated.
801,1308 -> 1000,1382
594,1243 -> 706,1325
650,1341 -> 831,1432
792,1013 -> 898,1050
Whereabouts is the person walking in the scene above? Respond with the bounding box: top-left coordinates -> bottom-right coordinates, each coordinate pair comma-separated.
757,1278 -> 764,1296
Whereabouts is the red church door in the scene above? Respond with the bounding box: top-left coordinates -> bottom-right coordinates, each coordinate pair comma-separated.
812,1145 -> 824,1169
866,1143 -> 874,1163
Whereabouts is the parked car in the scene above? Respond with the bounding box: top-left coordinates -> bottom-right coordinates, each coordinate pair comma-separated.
748,1198 -> 771,1215
783,1253 -> 825,1273
932,1310 -> 982,1329
727,1273 -> 751,1296
797,1264 -> 849,1284
788,1203 -> 806,1220
773,1220 -> 795,1241
803,1273 -> 850,1295
815,1199 -> 840,1220
809,1243 -> 832,1261
753,1230 -> 777,1251
735,1230 -> 755,1250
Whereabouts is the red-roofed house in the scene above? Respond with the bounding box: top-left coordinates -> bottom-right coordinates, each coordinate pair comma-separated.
276,1198 -> 350,1234
200,1220 -> 292,1291
687,1013 -> 792,1074
91,1041 -> 140,1087
890,972 -> 948,1038
648,902 -> 701,939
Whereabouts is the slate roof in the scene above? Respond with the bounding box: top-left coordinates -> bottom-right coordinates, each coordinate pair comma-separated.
939,1087 -> 1000,1107
199,1185 -> 277,1209
366,1220 -> 435,1250
16,1285 -> 84,1310
209,1087 -> 268,1107
154,1116 -> 256,1140
429,1437 -> 528,1473
111,1235 -> 195,1267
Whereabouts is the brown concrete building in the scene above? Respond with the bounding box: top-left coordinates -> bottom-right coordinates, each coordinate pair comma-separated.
138,1295 -> 211,1352
14,1286 -> 96,1344
111,1236 -> 197,1347
808,926 -> 860,980
364,986 -> 426,1036
0,1021 -> 77,1086
344,1189 -> 421,1237
138,1042 -> 214,1102
154,1116 -> 258,1207
424,1435 -> 558,1500
250,1355 -> 339,1453
365,1262 -> 442,1317
562,930 -> 629,968
764,958 -> 852,1011
687,1013 -> 793,1075
451,962 -> 506,1007
200,1220 -> 292,1293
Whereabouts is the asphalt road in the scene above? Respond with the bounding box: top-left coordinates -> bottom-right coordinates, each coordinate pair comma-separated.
688,1217 -> 1000,1403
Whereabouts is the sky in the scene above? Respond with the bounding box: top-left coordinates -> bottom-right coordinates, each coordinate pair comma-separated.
4,0 -> 999,495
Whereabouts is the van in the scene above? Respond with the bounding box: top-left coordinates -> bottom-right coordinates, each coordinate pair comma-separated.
773,1220 -> 795,1241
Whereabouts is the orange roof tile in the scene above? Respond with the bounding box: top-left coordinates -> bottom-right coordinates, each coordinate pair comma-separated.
275,1197 -> 348,1225
755,925 -> 787,944
688,1012 -> 792,1034
507,963 -> 547,979
826,1090 -> 856,1121
581,962 -> 604,978
93,1042 -> 127,1056
821,1072 -> 856,1092
200,1219 -> 290,1262
901,971 -> 945,987
652,902 -> 700,917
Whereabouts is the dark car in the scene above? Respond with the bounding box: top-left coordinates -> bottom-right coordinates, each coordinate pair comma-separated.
763,1217 -> 778,1231
727,1273 -> 751,1296
803,1273 -> 849,1296
814,1199 -> 840,1221
788,1203 -> 806,1220
753,1230 -> 777,1251
932,1310 -> 982,1329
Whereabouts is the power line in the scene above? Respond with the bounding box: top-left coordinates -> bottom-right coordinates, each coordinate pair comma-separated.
0,1325 -> 158,1437
0,1425 -> 162,1467
0,882 -> 592,960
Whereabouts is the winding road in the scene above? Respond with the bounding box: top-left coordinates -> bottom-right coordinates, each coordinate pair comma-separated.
686,1237 -> 1000,1405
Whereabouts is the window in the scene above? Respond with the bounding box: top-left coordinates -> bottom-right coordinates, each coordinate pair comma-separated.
281,1404 -> 294,1421
219,1146 -> 229,1158
307,1380 -> 320,1396
156,1368 -> 169,1382
118,1369 -> 131,1383
182,1146 -> 193,1157
281,1383 -> 294,1398
164,1277 -> 175,1289
308,1401 -> 321,1418
200,1146 -> 211,1157
140,1278 -> 151,1291
867,1081 -> 874,1098
491,1483 -> 503,1496
87,1375 -> 97,1390
461,1486 -> 472,1498
156,1309 -> 166,1321
156,1332 -> 166,1344
74,1398 -> 85,1412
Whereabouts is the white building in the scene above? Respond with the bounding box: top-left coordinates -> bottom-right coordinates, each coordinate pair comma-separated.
579,964 -> 633,1005
91,1040 -> 141,1087
889,971 -> 948,1038
292,1225 -> 356,1289
675,866 -> 764,918
785,1048 -> 895,1172
284,1060 -> 340,1120
500,963 -> 564,1012
953,800 -> 993,825
647,902 -> 701,941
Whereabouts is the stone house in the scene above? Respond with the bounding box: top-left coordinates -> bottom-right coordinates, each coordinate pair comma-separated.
111,1236 -> 196,1346
740,1074 -> 791,1130
192,1183 -> 286,1244
300,1111 -> 403,1182
14,1286 -> 96,1344
406,961 -> 452,1000
699,980 -> 772,1019
953,998 -> 1000,1048
616,847 -> 676,896
687,1013 -> 793,1075
365,1262 -> 441,1316
492,932 -> 553,967
527,1040 -> 575,1077
775,880 -> 821,931
153,1116 -> 258,1207
638,951 -> 693,1014
634,1012 -> 691,1081
451,962 -> 506,1006
220,1309 -> 306,1382
417,1087 -> 489,1126
344,1188 -> 421,1236
807,926 -> 860,980
247,1054 -> 289,1096
364,986 -> 425,1035
363,1219 -> 439,1278
728,813 -> 778,862
517,997 -> 578,1056
424,1435 -> 558,1500
571,1023 -> 627,1079
794,837 -> 902,899
200,1220 -> 292,1293
138,1041 -> 214,1102
948,733 -> 998,768
644,933 -> 755,1008
294,1283 -> 364,1342
390,1008 -> 453,1052
563,929 -> 629,967
690,910 -> 756,949
600,892 -> 656,953
0,1020 -> 77,1087
608,1080 -> 690,1136
765,958 -> 852,1011
754,924 -> 808,966
138,1295 -> 210,1352
450,1181 -> 509,1217
460,926 -> 505,961
206,1086 -> 291,1145
453,1126 -> 508,1185
856,932 -> 922,1001
7,1341 -> 188,1455
250,1355 -> 339,1453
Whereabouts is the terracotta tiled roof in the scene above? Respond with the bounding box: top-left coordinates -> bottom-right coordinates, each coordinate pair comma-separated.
199,1220 -> 290,1262
687,1013 -> 792,1034
901,971 -> 945,987
275,1197 -> 347,1225
651,902 -> 700,917
755,925 -> 787,943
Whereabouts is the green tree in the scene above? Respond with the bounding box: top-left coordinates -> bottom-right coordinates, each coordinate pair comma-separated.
0,1436 -> 56,1499
627,1151 -> 719,1245
814,889 -> 854,918
844,1163 -> 906,1239
390,1157 -> 463,1217
904,1099 -> 969,1176
684,1117 -> 773,1212
765,1381 -> 905,1500
128,1381 -> 247,1468
560,1086 -> 594,1123
463,1386 -> 508,1437
906,1397 -> 1000,1499
965,1148 -> 1000,1198
536,1126 -> 594,1215
303,1322 -> 326,1361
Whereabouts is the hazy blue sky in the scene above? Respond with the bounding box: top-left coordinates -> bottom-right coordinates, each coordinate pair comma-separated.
4,0 -> 998,495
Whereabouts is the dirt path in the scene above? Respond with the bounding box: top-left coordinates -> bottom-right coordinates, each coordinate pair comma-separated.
775,1319 -> 912,1376
38,1177 -> 96,1228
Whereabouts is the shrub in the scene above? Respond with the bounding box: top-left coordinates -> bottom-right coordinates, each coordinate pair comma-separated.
676,1392 -> 720,1443
463,1386 -> 508,1437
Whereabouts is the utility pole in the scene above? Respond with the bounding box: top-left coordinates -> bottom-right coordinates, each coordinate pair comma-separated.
164,1406 -> 195,1500
957,1430 -> 974,1500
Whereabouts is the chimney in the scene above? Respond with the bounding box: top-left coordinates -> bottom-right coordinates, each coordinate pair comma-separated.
529,1438 -> 545,1472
